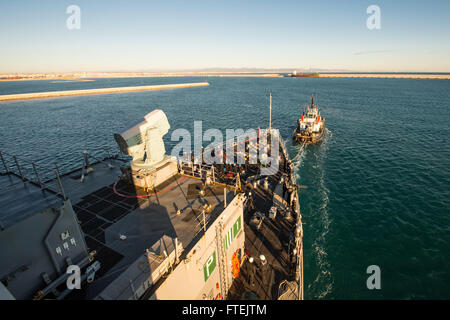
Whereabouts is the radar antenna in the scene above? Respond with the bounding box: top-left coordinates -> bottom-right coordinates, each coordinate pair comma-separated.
114,110 -> 177,189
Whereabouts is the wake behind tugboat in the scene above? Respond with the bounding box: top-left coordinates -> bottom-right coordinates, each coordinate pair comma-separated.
297,127 -> 333,299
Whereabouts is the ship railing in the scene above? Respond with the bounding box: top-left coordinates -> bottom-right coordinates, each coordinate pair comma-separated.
209,128 -> 284,158
0,146 -> 127,199
178,160 -> 240,190
190,200 -> 228,236
293,191 -> 304,300
132,197 -> 238,300
195,128 -> 270,161
176,158 -> 238,236
0,150 -> 67,199
79,146 -> 130,169
112,237 -> 184,300
176,130 -> 285,189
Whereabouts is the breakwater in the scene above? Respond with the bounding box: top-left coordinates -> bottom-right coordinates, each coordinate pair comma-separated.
0,82 -> 210,101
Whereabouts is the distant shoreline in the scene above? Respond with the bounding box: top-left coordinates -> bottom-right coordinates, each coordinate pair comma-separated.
0,73 -> 283,81
319,73 -> 450,79
1,72 -> 449,81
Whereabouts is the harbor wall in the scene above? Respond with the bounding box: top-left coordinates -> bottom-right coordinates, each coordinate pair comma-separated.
320,74 -> 450,79
0,82 -> 210,102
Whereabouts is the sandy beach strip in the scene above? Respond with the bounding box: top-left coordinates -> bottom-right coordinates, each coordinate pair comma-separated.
319,73 -> 450,79
0,82 -> 210,102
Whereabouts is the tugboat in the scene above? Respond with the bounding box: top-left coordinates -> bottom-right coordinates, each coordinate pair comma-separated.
293,95 -> 325,144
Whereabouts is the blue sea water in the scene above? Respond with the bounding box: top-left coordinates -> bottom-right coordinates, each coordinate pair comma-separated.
0,77 -> 449,299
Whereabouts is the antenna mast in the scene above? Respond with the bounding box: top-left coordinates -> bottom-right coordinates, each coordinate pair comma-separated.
269,93 -> 272,131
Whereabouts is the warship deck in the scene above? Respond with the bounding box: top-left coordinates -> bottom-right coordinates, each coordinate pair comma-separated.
0,156 -> 234,299
64,160 -> 234,298
228,178 -> 297,299
0,174 -> 63,230
0,128 -> 303,300
227,140 -> 301,300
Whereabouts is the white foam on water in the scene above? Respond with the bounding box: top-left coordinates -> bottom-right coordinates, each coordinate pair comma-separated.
292,147 -> 306,180
310,181 -> 333,298
307,128 -> 334,298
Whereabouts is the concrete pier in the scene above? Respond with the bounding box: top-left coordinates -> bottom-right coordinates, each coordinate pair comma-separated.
0,82 -> 210,102
320,74 -> 450,79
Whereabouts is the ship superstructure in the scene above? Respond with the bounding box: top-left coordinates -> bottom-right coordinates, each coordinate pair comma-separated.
0,109 -> 303,300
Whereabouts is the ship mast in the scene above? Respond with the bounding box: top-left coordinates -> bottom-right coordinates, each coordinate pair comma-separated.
269,93 -> 272,131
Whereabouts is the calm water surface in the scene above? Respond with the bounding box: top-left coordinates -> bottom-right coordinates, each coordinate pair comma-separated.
1,77 -> 449,299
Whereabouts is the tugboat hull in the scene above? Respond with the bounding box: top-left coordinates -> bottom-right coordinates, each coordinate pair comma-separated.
293,126 -> 324,144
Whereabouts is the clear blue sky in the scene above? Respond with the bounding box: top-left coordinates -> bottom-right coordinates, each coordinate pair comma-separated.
1,0 -> 449,73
